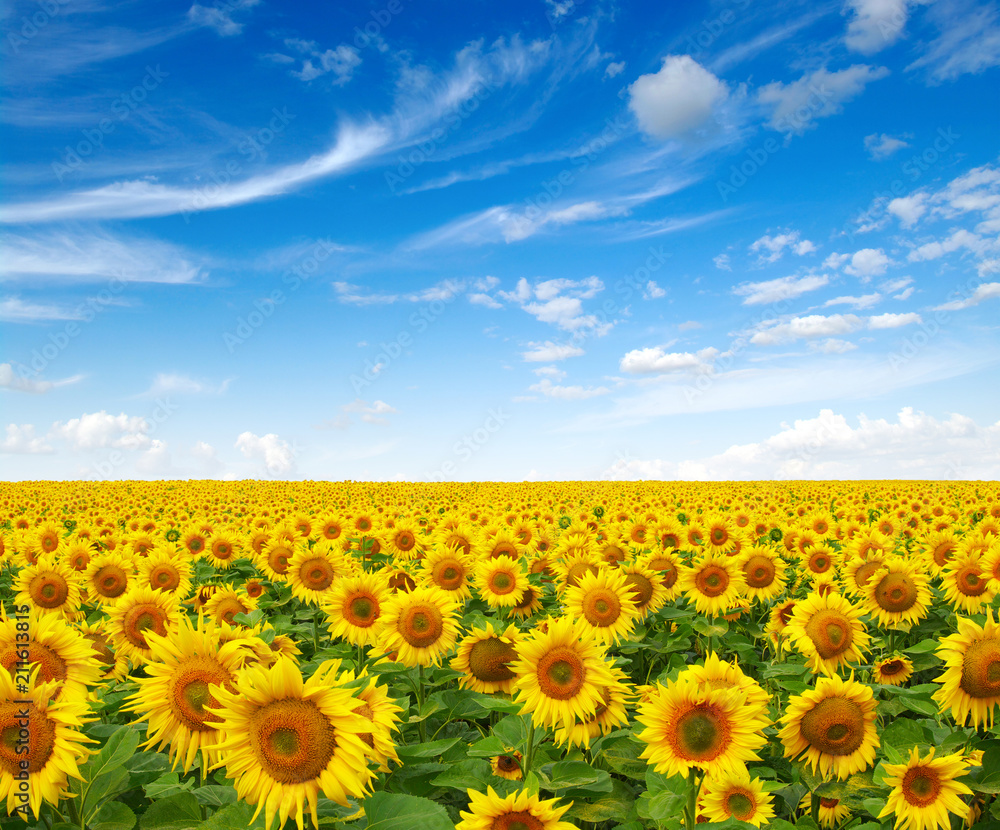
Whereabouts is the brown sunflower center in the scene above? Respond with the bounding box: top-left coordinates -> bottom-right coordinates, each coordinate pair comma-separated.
467,637 -> 517,683
536,647 -> 586,700
399,604 -> 444,648
212,542 -> 232,560
94,564 -> 128,598
671,704 -> 730,761
853,559 -> 883,588
804,609 -> 854,659
808,551 -> 832,573
582,589 -> 622,628
299,557 -> 335,591
624,573 -> 654,607
84,632 -> 116,668
647,557 -> 679,589
496,754 -> 520,772
955,565 -> 988,597
344,593 -> 379,628
874,572 -> 918,612
394,531 -> 416,551
433,560 -> 465,591
214,597 -> 248,626
800,697 -> 866,756
744,556 -> 776,589
150,564 -> 181,591
959,638 -> 1000,699
489,570 -> 518,595
880,659 -> 906,677
1,642 -> 67,686
0,702 -> 55,775
122,603 -> 170,648
566,561 -> 598,587
725,790 -> 755,821
491,812 -> 543,830
248,698 -> 337,784
601,545 -> 626,565
28,572 -> 70,608
901,767 -> 942,807
932,542 -> 955,567
267,546 -> 291,574
695,565 -> 730,598
169,657 -> 231,730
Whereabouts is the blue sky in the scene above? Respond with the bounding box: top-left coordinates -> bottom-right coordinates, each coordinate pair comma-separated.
2,0 -> 999,481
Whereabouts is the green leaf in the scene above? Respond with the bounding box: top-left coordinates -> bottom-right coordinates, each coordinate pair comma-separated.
81,726 -> 141,815
124,752 -> 170,788
880,718 -> 928,748
395,738 -> 461,758
904,639 -> 940,653
545,759 -> 601,789
637,789 -> 685,822
361,793 -> 454,830
91,802 -> 136,830
972,771 -> 1000,794
198,801 -> 258,830
863,797 -> 887,818
492,714 -> 531,750
567,779 -> 634,823
430,758 -> 491,791
193,785 -> 239,807
601,738 -> 648,780
144,772 -> 195,800
138,793 -> 202,830
84,767 -> 130,817
467,736 -> 506,757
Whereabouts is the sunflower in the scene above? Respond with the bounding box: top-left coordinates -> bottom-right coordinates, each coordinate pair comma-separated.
941,552 -> 995,614
798,793 -> 851,828
0,671 -> 93,820
785,592 -> 870,675
450,622 -> 522,694
203,586 -> 258,627
136,547 -> 193,597
203,530 -> 242,569
0,613 -> 102,701
878,747 -> 972,830
125,615 -> 252,772
286,543 -> 352,606
512,615 -> 617,732
552,665 -> 632,749
313,660 -> 402,773
105,586 -> 181,666
618,560 -> 669,618
636,677 -> 769,778
553,552 -> 599,591
14,556 -> 82,619
842,552 -> 887,597
680,553 -> 747,617
59,540 -> 93,572
982,540 -> 1000,590
779,673 -> 879,780
737,546 -> 788,604
679,652 -> 770,722
180,526 -> 210,558
432,522 -> 477,557
932,610 -> 1000,728
76,619 -> 128,682
862,557 -> 932,628
81,551 -> 135,607
209,657 -> 374,830
874,654 -> 914,686
508,584 -> 545,621
376,586 -> 460,667
641,550 -> 683,600
256,537 -> 296,581
919,529 -> 960,573
700,769 -> 775,827
324,571 -> 388,647
701,513 -> 739,555
475,554 -> 530,609
490,752 -> 523,781
382,518 -> 424,561
456,786 -> 575,830
562,566 -> 640,645
419,546 -> 473,600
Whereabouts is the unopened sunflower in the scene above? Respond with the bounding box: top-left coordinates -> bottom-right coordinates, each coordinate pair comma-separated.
636,677 -> 769,778
879,747 -> 972,830
456,786 -> 575,830
779,673 -> 879,780
450,622 -> 522,694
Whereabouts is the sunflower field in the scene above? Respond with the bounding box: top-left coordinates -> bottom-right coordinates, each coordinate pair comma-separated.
2,480 -> 1000,830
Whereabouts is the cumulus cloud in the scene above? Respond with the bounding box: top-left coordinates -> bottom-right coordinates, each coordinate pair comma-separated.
521,341 -> 586,362
748,230 -> 817,263
751,314 -> 863,345
50,412 -> 151,450
844,247 -> 892,277
757,64 -> 890,134
499,277 -> 611,334
528,378 -> 610,400
0,424 -> 53,454
283,39 -> 362,85
934,281 -> 1000,311
732,274 -> 829,305
844,0 -> 912,54
602,407 -> 1000,480
888,193 -> 928,227
628,55 -> 728,139
824,293 -> 882,309
619,347 -> 719,375
235,431 -> 297,475
864,132 -> 911,160
867,311 -> 923,328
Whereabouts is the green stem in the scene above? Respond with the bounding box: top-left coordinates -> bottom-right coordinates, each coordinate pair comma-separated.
888,629 -> 896,655
417,665 -> 426,743
312,609 -> 320,655
811,792 -> 820,825
356,642 -> 365,672
524,720 -> 537,773
197,761 -> 208,820
685,768 -> 701,830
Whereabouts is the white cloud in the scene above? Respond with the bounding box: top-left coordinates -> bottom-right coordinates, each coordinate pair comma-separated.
867,311 -> 923,329
188,0 -> 259,36
811,338 -> 859,354
0,297 -> 86,323
888,192 -> 928,228
757,64 -> 890,134
333,279 -> 465,305
285,40 -> 362,85
528,378 -> 610,400
864,132 -> 910,160
824,293 -> 882,309
844,0 -> 912,54
934,281 -> 1000,311
468,293 -> 503,309
713,253 -> 732,271
628,55 -> 728,139
619,347 -> 718,375
751,314 -> 863,345
602,407 -> 1000,480
50,411 -> 151,450
499,277 -> 611,334
0,363 -> 83,393
521,342 -> 585,362
678,320 -> 702,332
141,373 -> 230,397
644,281 -> 666,299
0,424 -> 53,454
732,274 -> 829,305
749,230 -> 816,263
907,0 -> 1000,84
823,252 -> 851,270
844,247 -> 892,277
235,431 -> 296,474
604,60 -> 625,79
907,229 -> 988,262
532,365 -> 566,380
341,398 -> 398,425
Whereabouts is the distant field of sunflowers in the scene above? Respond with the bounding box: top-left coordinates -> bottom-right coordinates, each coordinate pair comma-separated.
2,480 -> 1000,830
